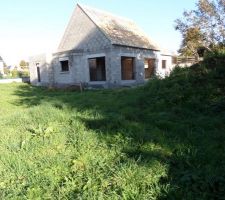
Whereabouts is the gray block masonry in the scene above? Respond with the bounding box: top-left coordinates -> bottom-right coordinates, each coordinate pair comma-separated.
29,4 -> 174,88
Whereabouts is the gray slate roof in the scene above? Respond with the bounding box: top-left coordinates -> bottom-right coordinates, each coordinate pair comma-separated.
61,4 -> 160,51
0,56 -> 3,61
79,4 -> 160,50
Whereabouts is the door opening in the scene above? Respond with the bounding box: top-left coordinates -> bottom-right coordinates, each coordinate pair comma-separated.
36,63 -> 41,82
144,58 -> 155,79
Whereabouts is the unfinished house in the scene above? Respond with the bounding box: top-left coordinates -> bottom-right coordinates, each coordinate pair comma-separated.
29,4 -> 174,88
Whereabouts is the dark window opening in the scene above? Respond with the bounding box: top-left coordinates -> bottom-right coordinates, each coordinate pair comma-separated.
144,58 -> 155,79
36,63 -> 41,82
162,60 -> 167,69
60,60 -> 69,72
121,57 -> 135,80
89,57 -> 106,81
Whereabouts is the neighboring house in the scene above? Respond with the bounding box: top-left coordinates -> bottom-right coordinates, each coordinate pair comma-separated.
29,4 -> 175,88
0,56 -> 5,76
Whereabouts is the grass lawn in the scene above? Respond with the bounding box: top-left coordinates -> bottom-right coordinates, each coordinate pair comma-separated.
0,65 -> 225,199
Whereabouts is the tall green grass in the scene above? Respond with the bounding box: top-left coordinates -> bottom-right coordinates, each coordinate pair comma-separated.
0,61 -> 225,199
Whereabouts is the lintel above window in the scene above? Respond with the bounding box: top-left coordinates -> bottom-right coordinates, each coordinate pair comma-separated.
59,57 -> 69,62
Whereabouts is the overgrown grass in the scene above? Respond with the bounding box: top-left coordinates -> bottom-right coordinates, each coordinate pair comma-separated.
0,63 -> 224,199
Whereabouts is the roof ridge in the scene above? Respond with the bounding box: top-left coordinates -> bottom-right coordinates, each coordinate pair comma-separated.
78,3 -> 160,50
77,3 -> 113,45
78,3 -> 134,23
58,3 -> 160,52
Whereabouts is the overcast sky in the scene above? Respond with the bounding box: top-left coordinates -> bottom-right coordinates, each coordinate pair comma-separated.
0,0 -> 197,65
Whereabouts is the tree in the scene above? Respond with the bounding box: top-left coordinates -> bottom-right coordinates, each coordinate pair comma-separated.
179,27 -> 205,59
19,60 -> 29,70
3,67 -> 10,75
175,0 -> 225,55
11,69 -> 19,78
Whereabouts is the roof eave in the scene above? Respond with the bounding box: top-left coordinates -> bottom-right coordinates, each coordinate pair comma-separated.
53,49 -> 84,56
161,53 -> 173,56
112,43 -> 160,51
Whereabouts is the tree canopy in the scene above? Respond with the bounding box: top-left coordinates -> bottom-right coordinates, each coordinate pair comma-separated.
179,27 -> 205,57
19,60 -> 29,69
175,0 -> 225,56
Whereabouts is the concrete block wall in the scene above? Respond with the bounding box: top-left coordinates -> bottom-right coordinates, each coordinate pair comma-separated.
29,47 -> 173,88
58,6 -> 111,53
107,46 -> 158,87
50,45 -> 163,88
29,54 -> 52,86
52,49 -> 111,87
52,55 -> 74,86
29,4 -> 174,88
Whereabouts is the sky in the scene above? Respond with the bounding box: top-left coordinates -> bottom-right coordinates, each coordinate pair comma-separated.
0,0 -> 197,66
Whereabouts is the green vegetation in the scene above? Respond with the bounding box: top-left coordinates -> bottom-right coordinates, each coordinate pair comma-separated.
0,69 -> 29,79
0,60 -> 225,199
10,69 -> 30,79
175,0 -> 225,57
19,60 -> 29,70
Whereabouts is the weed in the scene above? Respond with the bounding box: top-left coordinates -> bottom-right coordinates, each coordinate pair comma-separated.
0,62 -> 225,199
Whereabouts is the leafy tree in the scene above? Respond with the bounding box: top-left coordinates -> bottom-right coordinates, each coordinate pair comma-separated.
19,60 -> 29,70
11,69 -> 19,78
3,67 -> 10,75
175,0 -> 225,55
179,27 -> 205,59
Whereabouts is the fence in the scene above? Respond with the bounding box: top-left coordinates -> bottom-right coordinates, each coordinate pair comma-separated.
177,56 -> 197,64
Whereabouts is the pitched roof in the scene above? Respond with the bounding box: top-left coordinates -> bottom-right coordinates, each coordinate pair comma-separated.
160,48 -> 176,56
0,56 -> 3,62
77,4 -> 160,51
79,4 -> 160,50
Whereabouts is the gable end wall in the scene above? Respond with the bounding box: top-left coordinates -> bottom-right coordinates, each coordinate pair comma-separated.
57,6 -> 111,53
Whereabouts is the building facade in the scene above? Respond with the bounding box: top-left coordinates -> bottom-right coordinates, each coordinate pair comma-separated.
29,4 -> 174,88
0,56 -> 4,76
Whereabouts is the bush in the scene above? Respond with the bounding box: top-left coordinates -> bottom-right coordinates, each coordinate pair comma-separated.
11,69 -> 30,78
203,48 -> 225,68
3,67 -> 10,76
11,69 -> 19,78
19,70 -> 30,78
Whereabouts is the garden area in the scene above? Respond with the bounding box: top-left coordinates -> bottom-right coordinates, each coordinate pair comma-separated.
0,53 -> 225,199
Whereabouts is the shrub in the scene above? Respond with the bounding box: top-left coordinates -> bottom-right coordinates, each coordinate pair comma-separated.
19,70 -> 30,78
11,69 -> 30,78
203,48 -> 225,68
11,69 -> 19,78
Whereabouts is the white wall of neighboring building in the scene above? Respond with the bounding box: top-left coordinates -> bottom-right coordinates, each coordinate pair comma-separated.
156,53 -> 174,78
0,78 -> 22,84
0,61 -> 4,75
